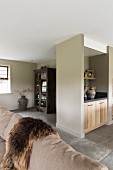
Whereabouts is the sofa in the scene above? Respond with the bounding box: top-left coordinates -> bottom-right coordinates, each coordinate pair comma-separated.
0,107 -> 108,170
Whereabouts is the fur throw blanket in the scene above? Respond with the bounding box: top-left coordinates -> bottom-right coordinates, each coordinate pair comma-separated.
1,117 -> 59,170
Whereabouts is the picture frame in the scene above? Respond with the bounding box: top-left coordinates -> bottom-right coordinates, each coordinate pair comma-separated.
84,70 -> 94,78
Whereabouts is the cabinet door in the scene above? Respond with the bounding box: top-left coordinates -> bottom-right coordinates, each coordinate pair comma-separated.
95,101 -> 101,126
104,99 -> 107,123
84,102 -> 95,132
95,99 -> 107,125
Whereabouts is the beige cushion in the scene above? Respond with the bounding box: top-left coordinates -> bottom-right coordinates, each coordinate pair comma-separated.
3,113 -> 22,140
0,109 -> 14,139
0,137 -> 5,164
29,134 -> 108,170
0,137 -> 4,143
0,107 -> 7,114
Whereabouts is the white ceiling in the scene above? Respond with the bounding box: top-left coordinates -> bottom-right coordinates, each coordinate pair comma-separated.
0,0 -> 113,63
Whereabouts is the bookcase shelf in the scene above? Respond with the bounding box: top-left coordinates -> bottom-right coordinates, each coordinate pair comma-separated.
34,67 -> 56,113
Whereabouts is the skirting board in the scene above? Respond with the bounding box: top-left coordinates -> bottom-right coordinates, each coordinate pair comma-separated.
56,123 -> 85,138
10,107 -> 34,112
106,120 -> 113,125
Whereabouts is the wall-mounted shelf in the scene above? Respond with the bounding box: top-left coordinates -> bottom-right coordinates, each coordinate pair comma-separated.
84,77 -> 95,80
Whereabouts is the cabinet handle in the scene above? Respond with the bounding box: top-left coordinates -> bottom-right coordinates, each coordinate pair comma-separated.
100,102 -> 104,104
88,104 -> 93,106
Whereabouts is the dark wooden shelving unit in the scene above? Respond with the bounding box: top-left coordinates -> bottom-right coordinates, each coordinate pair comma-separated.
34,67 -> 56,113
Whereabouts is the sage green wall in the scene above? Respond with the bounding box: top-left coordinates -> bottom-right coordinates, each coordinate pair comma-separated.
89,54 -> 108,92
84,56 -> 90,87
0,59 -> 37,110
56,34 -> 84,138
84,56 -> 89,71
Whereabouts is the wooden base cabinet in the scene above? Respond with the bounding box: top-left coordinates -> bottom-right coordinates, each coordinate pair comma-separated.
84,99 -> 107,133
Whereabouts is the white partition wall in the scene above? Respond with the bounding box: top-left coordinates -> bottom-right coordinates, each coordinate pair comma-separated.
56,34 -> 84,138
107,46 -> 113,124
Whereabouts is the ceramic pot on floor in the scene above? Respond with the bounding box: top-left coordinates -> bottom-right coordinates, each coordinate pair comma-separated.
18,95 -> 28,110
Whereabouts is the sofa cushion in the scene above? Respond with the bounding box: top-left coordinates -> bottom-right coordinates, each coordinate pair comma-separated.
0,137 -> 4,143
0,107 -> 8,114
3,113 -> 22,140
0,137 -> 5,164
29,134 -> 108,170
0,108 -> 14,139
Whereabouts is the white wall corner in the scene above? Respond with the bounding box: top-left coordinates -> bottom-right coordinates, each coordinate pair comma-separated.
84,37 -> 107,53
56,123 -> 85,139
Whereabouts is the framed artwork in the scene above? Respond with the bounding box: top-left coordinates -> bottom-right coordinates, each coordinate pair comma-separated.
84,70 -> 94,78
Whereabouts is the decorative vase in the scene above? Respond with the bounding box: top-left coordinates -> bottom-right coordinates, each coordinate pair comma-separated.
84,86 -> 89,99
18,95 -> 28,111
86,86 -> 96,99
